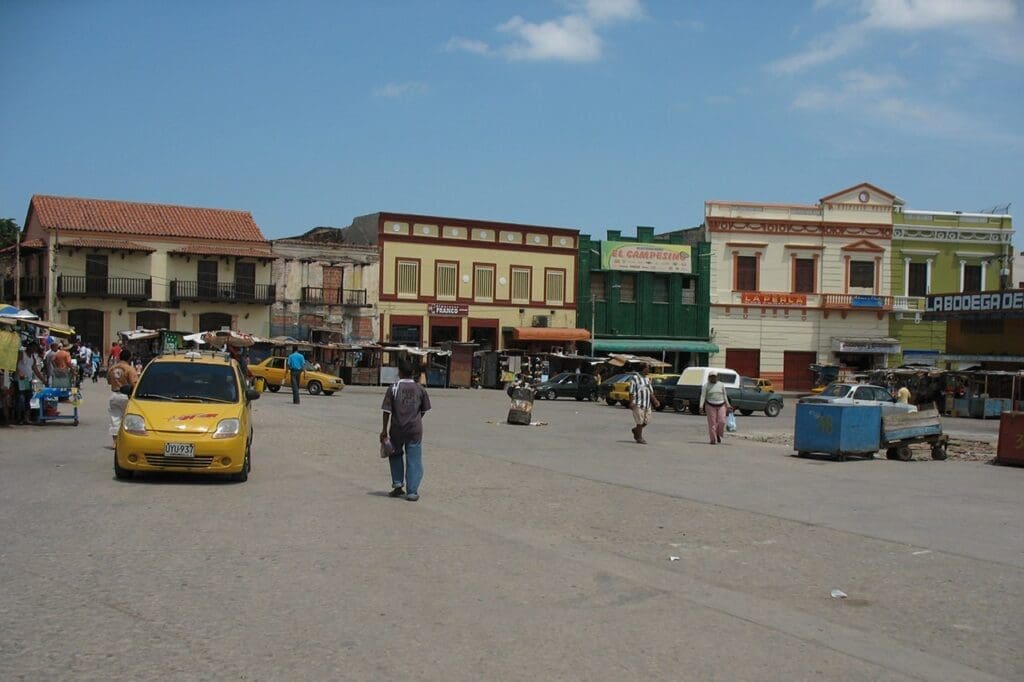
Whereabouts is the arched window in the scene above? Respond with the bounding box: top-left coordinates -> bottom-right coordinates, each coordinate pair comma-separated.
135,310 -> 171,330
199,312 -> 232,331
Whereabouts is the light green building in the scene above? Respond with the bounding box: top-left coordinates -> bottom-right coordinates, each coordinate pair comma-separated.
890,208 -> 1014,365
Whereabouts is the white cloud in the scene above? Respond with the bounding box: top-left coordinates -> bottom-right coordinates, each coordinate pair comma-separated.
372,82 -> 429,99
447,0 -> 644,63
862,0 -> 1016,29
771,0 -> 1018,75
791,69 -> 1023,146
444,37 -> 492,56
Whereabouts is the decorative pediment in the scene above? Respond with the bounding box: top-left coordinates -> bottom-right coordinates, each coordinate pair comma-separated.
841,239 -> 885,252
819,183 -> 903,207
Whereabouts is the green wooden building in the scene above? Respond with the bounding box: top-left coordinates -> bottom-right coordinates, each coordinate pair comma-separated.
577,226 -> 715,369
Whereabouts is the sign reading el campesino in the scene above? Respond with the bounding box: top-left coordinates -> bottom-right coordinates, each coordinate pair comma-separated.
600,241 -> 692,274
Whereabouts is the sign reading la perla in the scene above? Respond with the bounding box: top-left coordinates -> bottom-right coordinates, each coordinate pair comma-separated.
601,241 -> 692,273
924,289 -> 1024,318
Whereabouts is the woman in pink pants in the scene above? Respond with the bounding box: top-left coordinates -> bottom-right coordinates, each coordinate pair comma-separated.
699,372 -> 732,445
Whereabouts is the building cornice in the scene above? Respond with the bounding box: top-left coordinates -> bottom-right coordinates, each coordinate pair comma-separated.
893,225 -> 1013,244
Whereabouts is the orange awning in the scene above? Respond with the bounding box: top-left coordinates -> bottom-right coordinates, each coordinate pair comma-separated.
511,327 -> 591,342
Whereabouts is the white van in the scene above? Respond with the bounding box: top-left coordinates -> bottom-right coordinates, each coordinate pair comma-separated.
677,366 -> 740,388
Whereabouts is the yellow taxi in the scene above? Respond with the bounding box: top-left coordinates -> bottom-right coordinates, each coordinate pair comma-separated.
607,373 -> 679,406
114,351 -> 259,481
248,356 -> 344,396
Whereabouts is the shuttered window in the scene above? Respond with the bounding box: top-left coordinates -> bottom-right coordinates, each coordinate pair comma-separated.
474,265 -> 495,301
736,256 -> 757,292
619,274 -> 636,302
397,260 -> 419,296
545,270 -> 565,305
651,275 -> 669,303
511,267 -> 531,303
849,260 -> 874,289
794,258 -> 815,293
436,262 -> 457,299
591,272 -> 606,301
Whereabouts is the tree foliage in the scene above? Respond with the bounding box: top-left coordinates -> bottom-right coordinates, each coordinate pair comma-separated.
0,218 -> 20,249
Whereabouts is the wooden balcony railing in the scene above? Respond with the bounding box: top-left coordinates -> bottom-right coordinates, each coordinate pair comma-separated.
17,276 -> 47,299
58,275 -> 151,299
171,280 -> 275,304
301,287 -> 369,306
822,294 -> 893,309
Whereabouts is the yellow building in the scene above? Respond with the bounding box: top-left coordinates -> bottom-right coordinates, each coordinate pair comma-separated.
341,212 -> 586,350
15,195 -> 275,351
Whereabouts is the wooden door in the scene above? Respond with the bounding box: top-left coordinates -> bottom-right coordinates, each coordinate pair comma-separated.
783,351 -> 817,391
726,348 -> 760,378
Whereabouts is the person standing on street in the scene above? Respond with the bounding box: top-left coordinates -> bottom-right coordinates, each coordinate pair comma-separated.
50,342 -> 73,389
107,348 -> 139,447
16,343 -> 45,425
287,346 -> 305,404
628,364 -> 659,445
699,371 -> 731,445
380,356 -> 431,501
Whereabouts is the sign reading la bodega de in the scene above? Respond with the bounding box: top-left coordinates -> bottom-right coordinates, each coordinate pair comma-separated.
924,289 -> 1024,320
601,241 -> 691,274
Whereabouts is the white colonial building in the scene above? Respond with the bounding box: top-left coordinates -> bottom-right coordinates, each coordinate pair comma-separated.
705,183 -> 902,391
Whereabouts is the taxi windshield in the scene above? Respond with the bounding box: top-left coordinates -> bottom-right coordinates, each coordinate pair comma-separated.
135,362 -> 239,403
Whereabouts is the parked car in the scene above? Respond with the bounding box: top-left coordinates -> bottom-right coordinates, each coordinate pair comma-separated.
609,373 -> 680,407
731,377 -> 785,417
598,372 -> 633,403
248,356 -> 345,396
748,377 -> 775,393
114,350 -> 259,481
534,372 -> 599,401
798,382 -> 918,415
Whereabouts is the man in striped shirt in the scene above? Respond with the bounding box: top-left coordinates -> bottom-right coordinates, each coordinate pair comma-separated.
628,364 -> 660,445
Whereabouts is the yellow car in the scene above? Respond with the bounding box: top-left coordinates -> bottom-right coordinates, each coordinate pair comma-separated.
114,351 -> 259,481
248,356 -> 344,396
607,373 -> 679,406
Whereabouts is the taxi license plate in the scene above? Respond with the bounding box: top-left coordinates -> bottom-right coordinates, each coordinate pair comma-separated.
164,442 -> 195,457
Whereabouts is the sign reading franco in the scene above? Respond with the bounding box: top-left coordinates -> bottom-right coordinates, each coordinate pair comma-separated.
427,302 -> 469,316
601,241 -> 692,274
924,289 -> 1024,320
740,292 -> 807,306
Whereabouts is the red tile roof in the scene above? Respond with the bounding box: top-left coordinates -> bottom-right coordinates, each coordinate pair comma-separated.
0,238 -> 45,253
58,237 -> 155,252
30,195 -> 268,243
168,244 -> 274,259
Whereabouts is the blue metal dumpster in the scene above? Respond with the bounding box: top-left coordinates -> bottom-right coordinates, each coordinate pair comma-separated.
794,403 -> 881,461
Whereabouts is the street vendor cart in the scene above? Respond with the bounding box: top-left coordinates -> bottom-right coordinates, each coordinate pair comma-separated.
31,386 -> 81,426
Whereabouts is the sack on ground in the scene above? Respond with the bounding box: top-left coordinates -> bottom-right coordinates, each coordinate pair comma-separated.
726,412 -> 737,432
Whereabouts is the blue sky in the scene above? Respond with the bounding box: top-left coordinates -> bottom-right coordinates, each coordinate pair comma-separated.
1,0 -> 1021,246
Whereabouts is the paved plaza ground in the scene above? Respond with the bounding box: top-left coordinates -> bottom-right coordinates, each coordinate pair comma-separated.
1,384 -> 1021,680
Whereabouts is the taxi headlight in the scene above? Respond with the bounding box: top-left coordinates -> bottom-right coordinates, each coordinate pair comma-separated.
212,418 -> 241,439
123,413 -> 147,436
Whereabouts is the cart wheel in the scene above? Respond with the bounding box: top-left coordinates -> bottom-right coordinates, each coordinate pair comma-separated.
930,443 -> 948,460
886,447 -> 899,460
796,451 -> 809,458
896,445 -> 912,461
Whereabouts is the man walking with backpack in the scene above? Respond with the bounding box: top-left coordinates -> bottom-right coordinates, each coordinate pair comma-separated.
380,356 -> 431,501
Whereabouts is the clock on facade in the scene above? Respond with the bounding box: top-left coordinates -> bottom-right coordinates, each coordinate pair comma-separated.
858,191 -> 870,203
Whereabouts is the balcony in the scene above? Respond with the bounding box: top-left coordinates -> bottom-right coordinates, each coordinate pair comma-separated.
892,296 -> 926,312
301,287 -> 370,307
58,275 -> 151,299
12,276 -> 47,300
171,280 -> 276,304
821,294 -> 893,310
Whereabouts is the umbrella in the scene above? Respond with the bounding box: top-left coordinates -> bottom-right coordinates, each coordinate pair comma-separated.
0,305 -> 39,319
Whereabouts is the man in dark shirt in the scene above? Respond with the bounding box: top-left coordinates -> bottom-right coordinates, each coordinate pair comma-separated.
380,356 -> 431,501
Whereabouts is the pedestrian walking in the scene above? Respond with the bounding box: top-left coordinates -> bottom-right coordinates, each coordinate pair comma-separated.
287,346 -> 305,404
16,343 -> 45,425
380,356 -> 431,501
628,364 -> 659,445
50,342 -> 73,389
107,348 -> 139,447
699,371 -> 731,445
108,340 -> 122,367
91,344 -> 101,383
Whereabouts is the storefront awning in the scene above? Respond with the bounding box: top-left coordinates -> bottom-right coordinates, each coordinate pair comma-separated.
511,327 -> 591,342
590,339 -> 718,353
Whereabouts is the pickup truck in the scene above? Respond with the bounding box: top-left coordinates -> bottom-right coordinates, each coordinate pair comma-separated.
653,367 -> 784,417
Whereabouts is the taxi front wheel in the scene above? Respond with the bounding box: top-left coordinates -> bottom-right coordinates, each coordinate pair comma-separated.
114,454 -> 133,480
307,380 -> 323,396
267,384 -> 280,392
